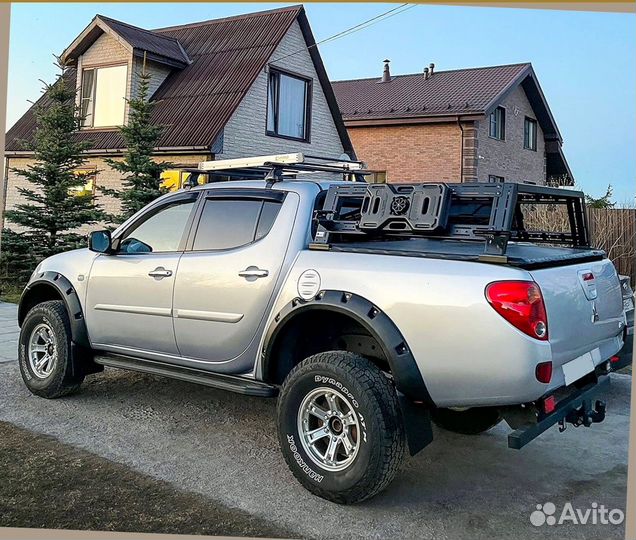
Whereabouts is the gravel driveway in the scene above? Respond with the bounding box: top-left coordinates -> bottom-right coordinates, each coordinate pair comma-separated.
0,302 -> 631,539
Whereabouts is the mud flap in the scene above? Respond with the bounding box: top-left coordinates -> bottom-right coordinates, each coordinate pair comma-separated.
70,342 -> 103,378
397,392 -> 433,456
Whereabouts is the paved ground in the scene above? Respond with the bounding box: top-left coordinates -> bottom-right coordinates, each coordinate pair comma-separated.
0,301 -> 631,539
0,302 -> 19,363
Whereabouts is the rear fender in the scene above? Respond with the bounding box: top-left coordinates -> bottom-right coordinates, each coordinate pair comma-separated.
263,290 -> 433,403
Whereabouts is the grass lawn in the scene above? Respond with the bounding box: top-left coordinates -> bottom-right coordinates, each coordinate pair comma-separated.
0,421 -> 296,537
0,291 -> 21,304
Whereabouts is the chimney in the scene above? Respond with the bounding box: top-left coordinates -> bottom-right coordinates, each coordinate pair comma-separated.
381,59 -> 391,83
423,67 -> 429,79
429,62 -> 435,77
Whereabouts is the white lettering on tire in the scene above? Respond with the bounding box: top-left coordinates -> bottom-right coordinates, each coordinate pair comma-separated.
287,435 -> 324,483
314,375 -> 359,408
19,343 -> 32,381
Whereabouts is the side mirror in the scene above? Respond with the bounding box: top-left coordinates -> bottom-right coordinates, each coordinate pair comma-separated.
88,230 -> 112,254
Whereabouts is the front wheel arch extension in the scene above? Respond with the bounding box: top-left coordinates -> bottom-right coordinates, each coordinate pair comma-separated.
18,272 -> 101,377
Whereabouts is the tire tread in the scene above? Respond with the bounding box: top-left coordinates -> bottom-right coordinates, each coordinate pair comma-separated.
278,351 -> 405,504
19,300 -> 83,399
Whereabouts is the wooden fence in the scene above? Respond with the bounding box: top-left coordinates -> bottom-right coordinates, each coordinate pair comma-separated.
519,205 -> 635,284
587,208 -> 636,284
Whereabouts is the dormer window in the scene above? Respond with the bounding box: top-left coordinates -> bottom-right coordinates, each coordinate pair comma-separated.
80,65 -> 128,128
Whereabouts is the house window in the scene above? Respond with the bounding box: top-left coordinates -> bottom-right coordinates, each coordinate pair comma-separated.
266,68 -> 311,141
488,106 -> 505,140
488,175 -> 505,183
368,171 -> 387,184
524,117 -> 538,151
81,65 -> 128,128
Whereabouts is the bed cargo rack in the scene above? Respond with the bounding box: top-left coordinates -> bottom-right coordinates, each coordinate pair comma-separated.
312,182 -> 591,262
182,153 -> 368,186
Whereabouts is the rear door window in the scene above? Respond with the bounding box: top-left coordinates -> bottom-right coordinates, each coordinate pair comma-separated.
192,197 -> 283,251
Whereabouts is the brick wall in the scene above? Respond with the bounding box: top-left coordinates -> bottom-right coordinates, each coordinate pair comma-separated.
476,85 -> 546,184
346,123 -> 462,183
220,20 -> 344,159
2,153 -> 209,232
131,56 -> 172,99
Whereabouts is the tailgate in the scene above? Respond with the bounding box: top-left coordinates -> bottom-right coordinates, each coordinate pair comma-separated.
530,258 -> 625,383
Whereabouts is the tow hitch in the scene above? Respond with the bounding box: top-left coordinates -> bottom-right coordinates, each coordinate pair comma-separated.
506,375 -> 610,449
558,399 -> 606,432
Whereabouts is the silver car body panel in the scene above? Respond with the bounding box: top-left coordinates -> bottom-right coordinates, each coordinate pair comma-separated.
29,179 -> 625,407
172,191 -> 301,362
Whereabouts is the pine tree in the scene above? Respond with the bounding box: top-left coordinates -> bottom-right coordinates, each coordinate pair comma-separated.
585,184 -> 615,209
102,64 -> 172,222
3,60 -> 105,276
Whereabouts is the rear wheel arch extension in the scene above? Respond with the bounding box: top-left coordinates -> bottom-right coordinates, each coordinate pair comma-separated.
261,290 -> 433,403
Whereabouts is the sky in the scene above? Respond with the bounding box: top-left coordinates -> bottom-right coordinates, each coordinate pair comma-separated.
5,3 -> 635,202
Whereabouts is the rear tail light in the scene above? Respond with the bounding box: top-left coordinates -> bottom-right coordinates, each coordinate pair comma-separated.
536,361 -> 553,383
485,280 -> 549,340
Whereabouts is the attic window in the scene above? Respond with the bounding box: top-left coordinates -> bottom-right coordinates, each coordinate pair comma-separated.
80,65 -> 128,128
266,68 -> 311,141
488,106 -> 505,140
524,117 -> 538,151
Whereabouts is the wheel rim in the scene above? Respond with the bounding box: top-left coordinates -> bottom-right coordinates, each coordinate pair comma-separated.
297,387 -> 361,472
28,323 -> 57,379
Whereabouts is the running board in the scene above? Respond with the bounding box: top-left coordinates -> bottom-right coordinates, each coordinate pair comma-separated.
93,354 -> 278,398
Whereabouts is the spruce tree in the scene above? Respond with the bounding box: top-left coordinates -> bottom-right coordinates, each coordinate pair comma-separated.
2,60 -> 104,280
585,184 -> 615,209
102,64 -> 172,222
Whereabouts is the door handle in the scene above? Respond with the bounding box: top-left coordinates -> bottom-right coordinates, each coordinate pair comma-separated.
148,267 -> 173,279
238,266 -> 269,280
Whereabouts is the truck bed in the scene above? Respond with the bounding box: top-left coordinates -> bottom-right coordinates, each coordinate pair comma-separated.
320,238 -> 606,270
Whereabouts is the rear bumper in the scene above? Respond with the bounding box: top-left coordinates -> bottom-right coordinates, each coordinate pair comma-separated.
505,374 -> 610,450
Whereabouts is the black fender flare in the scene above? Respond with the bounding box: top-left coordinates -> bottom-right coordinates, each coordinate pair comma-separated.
262,290 -> 434,404
18,271 -> 90,349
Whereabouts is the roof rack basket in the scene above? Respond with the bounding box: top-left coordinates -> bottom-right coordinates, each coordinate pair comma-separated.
313,182 -> 590,262
182,153 -> 369,186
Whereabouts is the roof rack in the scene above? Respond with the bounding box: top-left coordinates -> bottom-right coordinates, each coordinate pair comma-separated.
183,153 -> 369,187
312,181 -> 590,263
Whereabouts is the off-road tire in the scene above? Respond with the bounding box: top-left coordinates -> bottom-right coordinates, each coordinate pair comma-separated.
432,406 -> 502,435
277,351 -> 405,504
19,300 -> 84,398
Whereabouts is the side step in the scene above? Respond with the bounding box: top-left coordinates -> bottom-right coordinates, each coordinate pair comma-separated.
93,354 -> 278,398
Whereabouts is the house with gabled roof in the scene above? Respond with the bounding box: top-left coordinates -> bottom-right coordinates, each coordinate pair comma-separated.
332,61 -> 573,186
2,5 -> 353,223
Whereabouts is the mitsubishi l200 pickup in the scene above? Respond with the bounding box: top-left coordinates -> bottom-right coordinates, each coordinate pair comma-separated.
17,154 -> 628,503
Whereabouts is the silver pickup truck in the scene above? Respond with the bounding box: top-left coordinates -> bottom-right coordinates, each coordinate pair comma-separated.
17,156 -> 627,504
